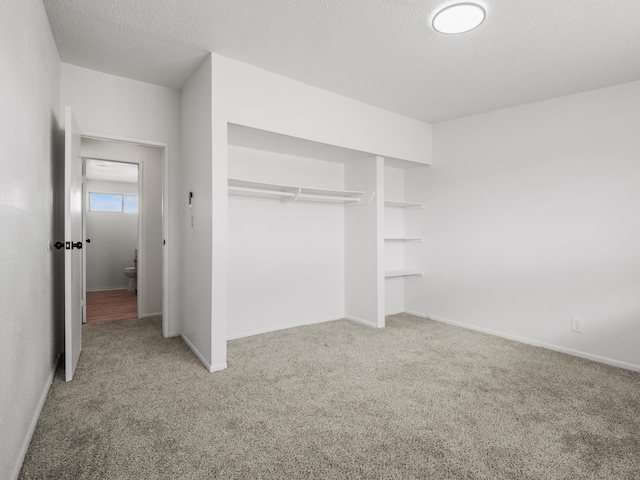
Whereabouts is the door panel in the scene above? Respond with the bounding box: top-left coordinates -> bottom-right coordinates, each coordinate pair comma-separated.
64,106 -> 83,382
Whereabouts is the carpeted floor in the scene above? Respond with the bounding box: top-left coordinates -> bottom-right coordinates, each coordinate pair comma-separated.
19,314 -> 640,479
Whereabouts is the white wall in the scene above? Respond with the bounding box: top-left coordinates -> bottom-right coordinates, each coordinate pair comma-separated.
410,80 -> 640,370
85,180 -> 138,291
60,64 -> 180,333
217,54 -> 432,165
345,156 -> 385,328
81,139 -> 163,315
0,0 -> 62,477
227,146 -> 345,338
179,55 -> 216,369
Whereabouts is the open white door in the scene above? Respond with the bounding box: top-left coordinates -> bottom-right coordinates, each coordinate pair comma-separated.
64,106 -> 83,382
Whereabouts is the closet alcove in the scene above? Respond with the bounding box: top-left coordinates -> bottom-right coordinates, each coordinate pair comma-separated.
226,124 -> 428,339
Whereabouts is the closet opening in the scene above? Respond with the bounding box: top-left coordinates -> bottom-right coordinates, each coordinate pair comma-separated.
225,124 -> 384,339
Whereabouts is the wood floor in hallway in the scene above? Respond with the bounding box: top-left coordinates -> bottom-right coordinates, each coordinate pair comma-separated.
86,289 -> 138,323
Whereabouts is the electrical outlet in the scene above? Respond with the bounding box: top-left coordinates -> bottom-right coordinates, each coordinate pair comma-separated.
571,317 -> 584,333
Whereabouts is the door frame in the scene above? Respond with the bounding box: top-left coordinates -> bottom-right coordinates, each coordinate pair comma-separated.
80,131 -> 171,337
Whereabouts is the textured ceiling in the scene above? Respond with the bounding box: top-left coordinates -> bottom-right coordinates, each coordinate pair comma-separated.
85,159 -> 138,183
43,0 -> 640,123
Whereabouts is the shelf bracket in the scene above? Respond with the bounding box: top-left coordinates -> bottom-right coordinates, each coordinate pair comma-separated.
345,191 -> 375,207
282,187 -> 302,203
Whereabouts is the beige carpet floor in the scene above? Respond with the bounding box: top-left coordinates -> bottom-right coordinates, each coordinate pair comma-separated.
19,314 -> 640,479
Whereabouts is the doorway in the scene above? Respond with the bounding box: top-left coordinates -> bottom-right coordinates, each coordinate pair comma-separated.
79,136 -> 166,329
83,158 -> 140,323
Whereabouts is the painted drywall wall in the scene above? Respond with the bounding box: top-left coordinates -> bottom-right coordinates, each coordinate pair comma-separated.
227,146 -> 345,339
60,63 -> 179,333
0,0 -> 62,478
216,54 -> 432,165
85,180 -> 138,291
179,55 -> 216,369
81,139 -> 163,315
345,156 -> 385,328
409,80 -> 640,370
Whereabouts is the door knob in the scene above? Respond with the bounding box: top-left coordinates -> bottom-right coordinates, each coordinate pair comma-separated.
72,241 -> 82,249
54,242 -> 64,250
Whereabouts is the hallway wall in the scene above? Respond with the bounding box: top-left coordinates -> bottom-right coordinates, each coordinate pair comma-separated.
0,0 -> 63,478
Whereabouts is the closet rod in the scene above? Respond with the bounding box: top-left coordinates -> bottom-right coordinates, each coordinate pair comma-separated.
297,193 -> 360,202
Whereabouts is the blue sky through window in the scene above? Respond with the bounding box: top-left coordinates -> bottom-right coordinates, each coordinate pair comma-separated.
90,193 -> 138,213
123,195 -> 138,213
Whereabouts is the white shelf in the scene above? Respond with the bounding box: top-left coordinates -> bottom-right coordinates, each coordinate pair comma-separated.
385,237 -> 424,242
385,270 -> 424,278
384,200 -> 424,208
228,177 -> 368,204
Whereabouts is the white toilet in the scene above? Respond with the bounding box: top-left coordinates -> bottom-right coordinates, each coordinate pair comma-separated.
124,266 -> 136,292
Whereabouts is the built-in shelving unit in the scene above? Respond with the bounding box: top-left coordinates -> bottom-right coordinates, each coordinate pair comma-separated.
383,162 -> 427,315
228,177 -> 371,205
224,124 -> 428,337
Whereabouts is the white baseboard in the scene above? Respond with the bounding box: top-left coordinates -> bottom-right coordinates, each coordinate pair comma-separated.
227,315 -> 343,340
11,352 -> 61,480
85,286 -> 128,292
180,333 -> 212,372
427,314 -> 640,372
344,315 -> 381,328
404,309 -> 428,318
142,312 -> 162,318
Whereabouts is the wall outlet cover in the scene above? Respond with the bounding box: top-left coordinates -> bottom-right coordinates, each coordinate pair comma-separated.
571,317 -> 584,333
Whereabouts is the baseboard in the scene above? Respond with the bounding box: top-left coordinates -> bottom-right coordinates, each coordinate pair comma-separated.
344,315 -> 381,328
404,309 -> 428,318
180,333 -> 212,372
85,286 -> 128,292
227,315 -> 344,340
142,312 -> 162,318
11,352 -> 61,480
427,314 -> 640,372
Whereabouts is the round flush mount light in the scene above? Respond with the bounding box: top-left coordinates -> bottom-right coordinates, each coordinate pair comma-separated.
432,3 -> 486,34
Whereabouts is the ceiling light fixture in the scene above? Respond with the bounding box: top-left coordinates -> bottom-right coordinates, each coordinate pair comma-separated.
432,3 -> 486,34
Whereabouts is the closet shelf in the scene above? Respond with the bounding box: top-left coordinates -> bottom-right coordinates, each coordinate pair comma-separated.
384,200 -> 424,209
228,177 -> 371,205
385,270 -> 424,278
385,237 -> 424,242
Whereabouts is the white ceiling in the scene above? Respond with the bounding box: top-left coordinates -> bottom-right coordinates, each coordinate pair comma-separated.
85,159 -> 138,184
43,0 -> 640,123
